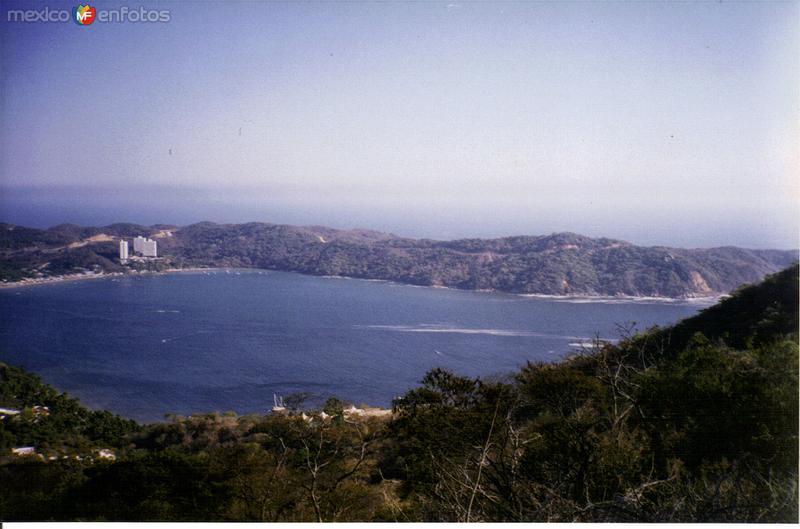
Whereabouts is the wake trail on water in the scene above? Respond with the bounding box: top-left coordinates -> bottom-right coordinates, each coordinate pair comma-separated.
354,324 -> 615,342
160,331 -> 209,343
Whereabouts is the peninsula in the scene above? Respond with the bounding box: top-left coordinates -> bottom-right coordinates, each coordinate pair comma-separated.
1,221 -> 796,298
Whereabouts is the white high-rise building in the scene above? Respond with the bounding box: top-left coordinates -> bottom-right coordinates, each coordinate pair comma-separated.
142,239 -> 158,257
133,236 -> 146,253
119,240 -> 129,260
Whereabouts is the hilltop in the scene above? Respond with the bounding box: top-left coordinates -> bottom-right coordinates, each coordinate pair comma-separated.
1,221 -> 796,297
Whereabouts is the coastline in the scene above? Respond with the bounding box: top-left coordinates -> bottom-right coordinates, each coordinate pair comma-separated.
0,266 -> 723,303
0,267 -> 219,290
517,292 -> 723,304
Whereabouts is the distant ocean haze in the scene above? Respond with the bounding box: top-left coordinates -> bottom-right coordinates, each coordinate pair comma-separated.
0,270 -> 710,422
0,185 -> 797,249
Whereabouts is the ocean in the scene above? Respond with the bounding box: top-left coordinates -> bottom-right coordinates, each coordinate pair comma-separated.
0,269 -> 711,422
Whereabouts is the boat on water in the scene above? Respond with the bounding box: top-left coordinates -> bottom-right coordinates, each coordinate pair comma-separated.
272,394 -> 286,413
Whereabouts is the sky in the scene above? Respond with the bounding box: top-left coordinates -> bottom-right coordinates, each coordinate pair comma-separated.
0,0 -> 798,248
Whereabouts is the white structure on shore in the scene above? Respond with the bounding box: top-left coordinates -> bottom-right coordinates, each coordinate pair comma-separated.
133,236 -> 146,253
128,235 -> 158,258
272,394 -> 286,413
119,240 -> 129,260
142,239 -> 158,257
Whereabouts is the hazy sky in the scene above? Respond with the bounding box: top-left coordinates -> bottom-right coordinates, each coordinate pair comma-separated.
1,0 -> 798,248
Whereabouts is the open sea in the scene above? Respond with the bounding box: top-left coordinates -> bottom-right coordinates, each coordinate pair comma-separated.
0,270 -> 712,422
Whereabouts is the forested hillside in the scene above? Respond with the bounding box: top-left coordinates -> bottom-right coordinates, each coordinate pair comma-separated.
1,221 -> 796,297
0,265 -> 797,522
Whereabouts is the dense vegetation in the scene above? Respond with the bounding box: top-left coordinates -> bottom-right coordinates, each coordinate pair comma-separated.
0,364 -> 140,454
0,266 -> 797,521
2,221 -> 796,297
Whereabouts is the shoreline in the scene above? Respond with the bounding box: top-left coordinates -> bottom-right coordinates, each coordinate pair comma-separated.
0,267 -> 723,303
517,292 -> 723,304
0,267 -> 220,290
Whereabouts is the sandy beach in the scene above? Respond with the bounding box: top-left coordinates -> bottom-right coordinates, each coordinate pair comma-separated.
0,267 -> 220,289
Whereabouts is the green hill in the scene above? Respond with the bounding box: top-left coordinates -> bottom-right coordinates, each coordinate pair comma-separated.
648,264 -> 799,351
1,221 -> 796,297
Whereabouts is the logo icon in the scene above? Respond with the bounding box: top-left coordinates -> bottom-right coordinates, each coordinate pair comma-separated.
73,4 -> 95,25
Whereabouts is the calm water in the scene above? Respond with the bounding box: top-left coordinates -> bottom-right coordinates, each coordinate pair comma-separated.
0,270 -> 710,422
